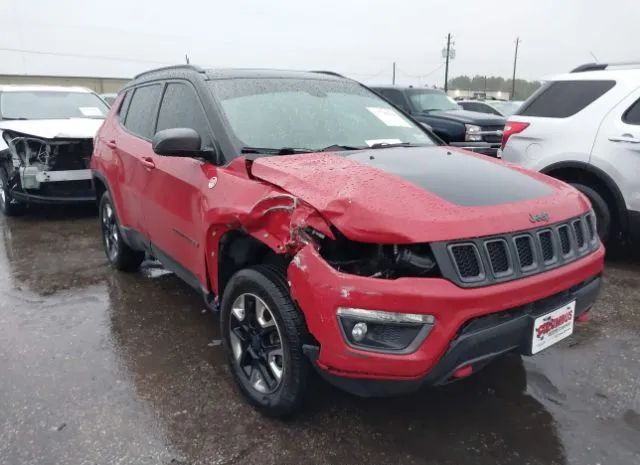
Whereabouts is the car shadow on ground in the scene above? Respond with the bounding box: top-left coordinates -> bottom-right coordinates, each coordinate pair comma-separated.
104,267 -> 566,465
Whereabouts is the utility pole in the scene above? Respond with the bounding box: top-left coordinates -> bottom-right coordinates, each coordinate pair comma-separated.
511,38 -> 520,100
444,33 -> 452,92
442,34 -> 455,92
392,62 -> 396,85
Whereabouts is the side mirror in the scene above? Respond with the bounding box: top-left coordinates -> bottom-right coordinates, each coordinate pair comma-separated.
152,128 -> 201,157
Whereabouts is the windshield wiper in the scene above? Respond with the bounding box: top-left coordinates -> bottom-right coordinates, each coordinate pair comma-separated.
1,117 -> 28,120
241,146 -> 316,155
319,144 -> 362,152
368,142 -> 426,149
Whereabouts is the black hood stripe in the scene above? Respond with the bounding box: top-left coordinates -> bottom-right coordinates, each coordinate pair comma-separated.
344,147 -> 552,207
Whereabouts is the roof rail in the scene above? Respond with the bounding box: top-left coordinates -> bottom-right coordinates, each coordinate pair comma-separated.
571,61 -> 640,73
310,70 -> 346,78
134,64 -> 205,79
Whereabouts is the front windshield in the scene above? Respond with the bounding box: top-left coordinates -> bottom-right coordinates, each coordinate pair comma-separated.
490,101 -> 521,117
208,78 -> 434,152
408,91 -> 461,112
0,91 -> 109,120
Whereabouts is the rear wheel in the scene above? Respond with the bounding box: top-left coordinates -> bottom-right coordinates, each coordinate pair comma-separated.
99,191 -> 144,271
0,168 -> 22,216
220,265 -> 310,417
570,183 -> 612,243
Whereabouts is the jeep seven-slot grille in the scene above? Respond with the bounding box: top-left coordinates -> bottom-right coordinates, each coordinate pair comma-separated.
514,235 -> 534,268
558,225 -> 571,255
486,240 -> 510,274
450,245 -> 481,278
437,213 -> 599,287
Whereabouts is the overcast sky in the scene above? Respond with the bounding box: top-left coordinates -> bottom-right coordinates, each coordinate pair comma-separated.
1,0 -> 638,86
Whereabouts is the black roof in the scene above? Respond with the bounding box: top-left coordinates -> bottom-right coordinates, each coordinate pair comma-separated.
129,65 -> 346,89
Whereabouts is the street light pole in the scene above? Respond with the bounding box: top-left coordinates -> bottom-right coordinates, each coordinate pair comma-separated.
511,38 -> 520,100
392,62 -> 396,85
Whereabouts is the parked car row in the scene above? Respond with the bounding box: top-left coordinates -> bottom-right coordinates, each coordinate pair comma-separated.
4,62 -> 636,417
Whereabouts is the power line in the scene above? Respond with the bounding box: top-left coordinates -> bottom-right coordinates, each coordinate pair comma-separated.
396,63 -> 444,79
0,47 -> 174,66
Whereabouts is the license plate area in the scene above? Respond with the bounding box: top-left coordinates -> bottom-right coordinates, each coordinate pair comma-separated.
531,301 -> 575,354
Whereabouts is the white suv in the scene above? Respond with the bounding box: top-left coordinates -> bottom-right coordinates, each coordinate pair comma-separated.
501,62 -> 640,243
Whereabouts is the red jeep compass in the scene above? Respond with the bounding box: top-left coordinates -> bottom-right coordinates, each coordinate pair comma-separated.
91,65 -> 604,416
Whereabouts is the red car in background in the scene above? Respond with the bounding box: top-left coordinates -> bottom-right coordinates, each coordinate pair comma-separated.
91,65 -> 604,416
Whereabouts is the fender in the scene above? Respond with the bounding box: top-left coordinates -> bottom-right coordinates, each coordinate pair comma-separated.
541,160 -> 628,233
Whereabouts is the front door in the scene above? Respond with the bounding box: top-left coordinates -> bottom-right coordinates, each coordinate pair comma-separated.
143,81 -> 218,289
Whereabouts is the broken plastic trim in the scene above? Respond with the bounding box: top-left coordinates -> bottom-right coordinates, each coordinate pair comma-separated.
317,231 -> 440,279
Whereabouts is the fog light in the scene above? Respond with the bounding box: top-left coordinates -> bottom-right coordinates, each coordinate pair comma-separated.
351,322 -> 368,342
337,307 -> 435,353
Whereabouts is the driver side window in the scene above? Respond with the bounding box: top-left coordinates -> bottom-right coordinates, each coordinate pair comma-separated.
156,82 -> 212,148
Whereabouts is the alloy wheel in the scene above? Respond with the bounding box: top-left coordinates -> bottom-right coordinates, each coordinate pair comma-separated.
101,202 -> 119,261
229,293 -> 284,394
0,177 -> 6,209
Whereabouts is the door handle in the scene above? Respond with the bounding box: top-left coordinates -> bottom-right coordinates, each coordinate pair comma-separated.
140,157 -> 156,169
105,139 -> 117,149
609,134 -> 640,144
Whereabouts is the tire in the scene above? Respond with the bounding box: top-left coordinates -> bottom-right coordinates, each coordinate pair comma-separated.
220,265 -> 310,417
99,191 -> 144,271
570,183 -> 612,243
0,168 -> 22,216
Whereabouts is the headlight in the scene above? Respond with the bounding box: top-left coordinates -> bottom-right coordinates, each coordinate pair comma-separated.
337,307 -> 435,353
465,124 -> 483,142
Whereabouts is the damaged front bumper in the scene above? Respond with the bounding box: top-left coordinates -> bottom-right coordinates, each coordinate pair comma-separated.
287,244 -> 604,396
1,132 -> 96,204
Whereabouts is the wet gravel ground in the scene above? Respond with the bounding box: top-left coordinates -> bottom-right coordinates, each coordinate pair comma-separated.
0,207 -> 638,465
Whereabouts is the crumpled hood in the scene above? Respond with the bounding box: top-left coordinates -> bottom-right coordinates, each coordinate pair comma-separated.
250,146 -> 589,243
0,118 -> 104,139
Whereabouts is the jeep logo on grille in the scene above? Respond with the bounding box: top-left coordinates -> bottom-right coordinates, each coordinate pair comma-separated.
530,212 -> 550,223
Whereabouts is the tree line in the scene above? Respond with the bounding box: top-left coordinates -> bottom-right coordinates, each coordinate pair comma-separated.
447,75 -> 543,99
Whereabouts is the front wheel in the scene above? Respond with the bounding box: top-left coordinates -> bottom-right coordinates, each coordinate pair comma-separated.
99,192 -> 144,271
570,183 -> 612,243
220,265 -> 310,417
0,168 -> 22,216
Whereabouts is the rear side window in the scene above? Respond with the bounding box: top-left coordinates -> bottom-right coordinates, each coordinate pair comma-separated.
156,82 -> 211,147
623,98 -> 640,125
518,80 -> 615,118
118,90 -> 132,121
124,84 -> 162,139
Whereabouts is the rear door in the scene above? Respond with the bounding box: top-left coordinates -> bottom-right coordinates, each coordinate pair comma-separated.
591,86 -> 640,212
114,84 -> 163,238
143,81 -> 217,289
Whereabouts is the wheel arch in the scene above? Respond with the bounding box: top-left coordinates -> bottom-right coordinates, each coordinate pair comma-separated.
215,229 -> 288,297
92,171 -> 108,206
541,161 -> 628,235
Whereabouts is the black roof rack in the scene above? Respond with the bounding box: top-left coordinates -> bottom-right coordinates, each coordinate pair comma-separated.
310,70 -> 346,78
571,61 -> 640,73
134,64 -> 206,79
